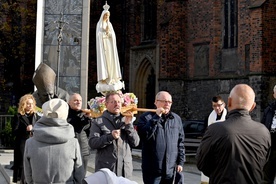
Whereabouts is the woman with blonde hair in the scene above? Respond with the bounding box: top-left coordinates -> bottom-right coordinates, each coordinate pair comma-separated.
12,94 -> 41,184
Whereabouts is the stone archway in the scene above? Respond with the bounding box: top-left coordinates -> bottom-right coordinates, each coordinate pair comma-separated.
146,68 -> 156,109
134,59 -> 155,108
129,45 -> 159,109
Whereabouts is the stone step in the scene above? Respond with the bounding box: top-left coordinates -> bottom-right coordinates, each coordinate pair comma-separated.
0,150 -> 14,184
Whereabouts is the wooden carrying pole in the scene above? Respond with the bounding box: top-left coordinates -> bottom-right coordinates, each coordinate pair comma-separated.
131,107 -> 156,113
120,104 -> 156,114
83,105 -> 157,118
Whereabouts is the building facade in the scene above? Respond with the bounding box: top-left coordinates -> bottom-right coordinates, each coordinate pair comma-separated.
88,0 -> 276,121
1,0 -> 275,122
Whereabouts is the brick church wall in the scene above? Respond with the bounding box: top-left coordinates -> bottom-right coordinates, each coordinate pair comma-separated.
86,0 -> 276,120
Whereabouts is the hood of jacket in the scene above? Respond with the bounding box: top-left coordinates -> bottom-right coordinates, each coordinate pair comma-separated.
32,116 -> 75,144
84,168 -> 138,184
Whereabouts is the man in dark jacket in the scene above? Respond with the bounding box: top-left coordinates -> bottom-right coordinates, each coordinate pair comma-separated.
137,91 -> 185,184
196,84 -> 271,184
89,92 -> 140,179
261,85 -> 276,184
67,93 -> 92,175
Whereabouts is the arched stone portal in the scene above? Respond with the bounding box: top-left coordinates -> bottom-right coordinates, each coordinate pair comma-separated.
135,59 -> 154,108
129,45 -> 159,109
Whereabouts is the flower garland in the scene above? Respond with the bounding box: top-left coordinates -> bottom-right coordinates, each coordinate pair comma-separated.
88,92 -> 138,115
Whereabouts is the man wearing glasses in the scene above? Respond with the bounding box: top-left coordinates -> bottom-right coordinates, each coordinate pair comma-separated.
207,95 -> 227,126
201,95 -> 228,184
89,92 -> 140,179
197,84 -> 270,184
137,91 -> 185,184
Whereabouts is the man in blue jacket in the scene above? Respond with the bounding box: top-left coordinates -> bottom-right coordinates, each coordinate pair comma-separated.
137,91 -> 185,184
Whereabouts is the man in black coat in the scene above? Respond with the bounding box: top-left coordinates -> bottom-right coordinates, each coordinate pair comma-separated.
261,85 -> 276,184
196,84 -> 271,184
67,93 -> 92,175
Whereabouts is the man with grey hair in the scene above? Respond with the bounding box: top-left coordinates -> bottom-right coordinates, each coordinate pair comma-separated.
89,92 -> 140,179
196,84 -> 271,184
261,84 -> 276,184
68,93 -> 92,175
137,91 -> 185,184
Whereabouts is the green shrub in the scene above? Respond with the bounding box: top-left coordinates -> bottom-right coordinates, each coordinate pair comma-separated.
1,106 -> 17,148
8,105 -> 17,115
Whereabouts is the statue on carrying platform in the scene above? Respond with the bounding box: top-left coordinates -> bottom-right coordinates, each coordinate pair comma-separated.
96,1 -> 124,94
32,63 -> 69,108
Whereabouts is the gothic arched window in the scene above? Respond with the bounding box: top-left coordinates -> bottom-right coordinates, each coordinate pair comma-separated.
142,0 -> 157,42
223,0 -> 237,48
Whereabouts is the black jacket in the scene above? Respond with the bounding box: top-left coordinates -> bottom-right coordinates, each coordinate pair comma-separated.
261,100 -> 276,149
137,111 -> 185,177
12,113 -> 40,140
89,111 -> 140,178
12,113 -> 40,182
67,108 -> 92,156
196,109 -> 271,184
261,101 -> 276,130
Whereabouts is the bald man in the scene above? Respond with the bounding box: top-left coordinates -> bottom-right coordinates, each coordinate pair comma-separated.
196,84 -> 271,184
67,93 -> 92,175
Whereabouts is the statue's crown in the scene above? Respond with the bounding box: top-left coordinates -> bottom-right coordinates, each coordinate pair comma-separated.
103,1 -> 110,11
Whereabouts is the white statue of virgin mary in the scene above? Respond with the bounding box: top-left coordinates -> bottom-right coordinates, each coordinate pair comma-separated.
96,1 -> 124,94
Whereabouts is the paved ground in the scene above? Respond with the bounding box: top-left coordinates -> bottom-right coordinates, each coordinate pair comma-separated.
87,150 -> 200,184
2,149 -> 274,184
0,149 -> 201,184
0,150 -> 14,184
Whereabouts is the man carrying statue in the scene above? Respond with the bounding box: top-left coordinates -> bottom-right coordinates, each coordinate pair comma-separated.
32,63 -> 69,108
